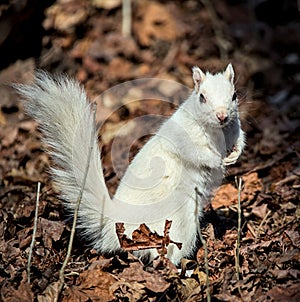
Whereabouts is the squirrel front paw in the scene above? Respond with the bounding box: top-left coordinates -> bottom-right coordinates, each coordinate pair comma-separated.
223,146 -> 241,166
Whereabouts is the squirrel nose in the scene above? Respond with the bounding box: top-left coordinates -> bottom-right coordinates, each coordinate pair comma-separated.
216,112 -> 228,123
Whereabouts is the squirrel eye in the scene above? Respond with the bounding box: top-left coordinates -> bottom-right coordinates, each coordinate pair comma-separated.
232,92 -> 237,101
199,93 -> 206,103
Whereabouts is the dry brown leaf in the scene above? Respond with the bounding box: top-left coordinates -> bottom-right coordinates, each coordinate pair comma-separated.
1,280 -> 34,302
211,183 -> 238,209
14,198 -> 36,219
37,218 -> 65,249
44,0 -> 88,33
17,227 -> 32,249
133,1 -> 182,46
212,172 -> 263,209
70,38 -> 93,59
116,221 -> 182,255
265,283 -> 300,302
242,172 -> 263,201
284,230 -> 300,247
181,277 -> 201,298
111,281 -> 146,301
66,269 -> 116,302
116,222 -> 161,250
88,256 -> 113,271
37,281 -> 60,302
107,57 -> 133,81
251,203 -> 268,219
0,58 -> 35,86
62,287 -> 89,302
82,56 -> 103,74
118,262 -> 170,293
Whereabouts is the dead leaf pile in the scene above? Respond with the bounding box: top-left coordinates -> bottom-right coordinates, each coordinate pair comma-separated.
0,0 -> 299,301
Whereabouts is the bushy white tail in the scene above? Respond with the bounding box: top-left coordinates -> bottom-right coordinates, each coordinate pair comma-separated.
15,71 -> 112,249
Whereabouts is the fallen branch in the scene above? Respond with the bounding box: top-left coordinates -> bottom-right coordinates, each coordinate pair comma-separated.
27,181 -> 41,283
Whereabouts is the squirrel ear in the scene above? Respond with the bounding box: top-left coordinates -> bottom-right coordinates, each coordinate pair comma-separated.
192,66 -> 206,91
224,63 -> 234,84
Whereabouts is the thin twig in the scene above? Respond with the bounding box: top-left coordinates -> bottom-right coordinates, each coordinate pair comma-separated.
235,177 -> 243,299
122,0 -> 132,37
195,188 -> 211,302
255,210 -> 271,239
57,103 -> 97,298
246,222 -> 256,239
27,182 -> 41,283
268,218 -> 297,237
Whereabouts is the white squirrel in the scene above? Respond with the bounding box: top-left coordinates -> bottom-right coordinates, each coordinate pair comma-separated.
15,63 -> 245,265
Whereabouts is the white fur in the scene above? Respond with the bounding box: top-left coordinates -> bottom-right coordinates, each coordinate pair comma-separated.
15,64 -> 245,265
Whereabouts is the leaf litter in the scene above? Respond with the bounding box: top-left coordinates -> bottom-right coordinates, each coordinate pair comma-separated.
0,0 -> 299,301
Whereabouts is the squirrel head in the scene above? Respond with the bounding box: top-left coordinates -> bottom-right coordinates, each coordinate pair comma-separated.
191,63 -> 238,127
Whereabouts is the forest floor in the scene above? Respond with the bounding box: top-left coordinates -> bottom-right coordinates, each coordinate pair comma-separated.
0,0 -> 299,301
